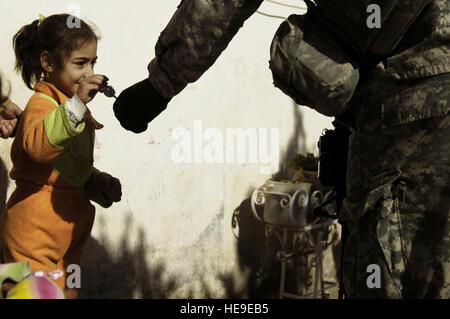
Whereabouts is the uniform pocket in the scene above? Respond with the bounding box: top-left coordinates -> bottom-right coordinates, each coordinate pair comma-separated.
372,179 -> 407,297
342,168 -> 402,221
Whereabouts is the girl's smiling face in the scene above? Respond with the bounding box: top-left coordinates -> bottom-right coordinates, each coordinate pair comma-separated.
43,39 -> 98,97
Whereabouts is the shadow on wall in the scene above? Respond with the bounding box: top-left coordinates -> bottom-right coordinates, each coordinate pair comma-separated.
80,211 -> 256,299
229,191 -> 341,298
287,100 -> 307,158
80,213 -> 178,298
222,102 -> 308,298
227,191 -> 285,298
226,102 -> 342,298
78,102 -> 341,299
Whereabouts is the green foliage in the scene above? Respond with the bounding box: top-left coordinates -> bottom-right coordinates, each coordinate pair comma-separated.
271,153 -> 319,183
289,153 -> 319,171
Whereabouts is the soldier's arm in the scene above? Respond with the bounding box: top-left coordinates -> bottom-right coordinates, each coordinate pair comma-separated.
148,0 -> 264,99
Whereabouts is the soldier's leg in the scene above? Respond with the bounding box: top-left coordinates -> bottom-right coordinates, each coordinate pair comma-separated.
343,210 -> 403,299
397,115 -> 450,298
344,108 -> 449,299
367,115 -> 450,299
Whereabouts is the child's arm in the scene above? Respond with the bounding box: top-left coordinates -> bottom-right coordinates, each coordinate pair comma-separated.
84,167 -> 114,208
21,73 -> 107,163
21,95 -> 86,163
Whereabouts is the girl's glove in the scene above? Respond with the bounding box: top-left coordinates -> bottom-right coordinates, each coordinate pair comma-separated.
113,79 -> 171,134
101,175 -> 122,203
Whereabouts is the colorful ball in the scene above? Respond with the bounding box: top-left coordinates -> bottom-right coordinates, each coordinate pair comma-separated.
6,276 -> 65,299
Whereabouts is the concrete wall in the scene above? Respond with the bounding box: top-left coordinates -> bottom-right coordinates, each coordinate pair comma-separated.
0,0 -> 339,298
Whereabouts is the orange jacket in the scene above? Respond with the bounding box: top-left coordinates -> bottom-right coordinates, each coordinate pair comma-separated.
9,81 -> 112,208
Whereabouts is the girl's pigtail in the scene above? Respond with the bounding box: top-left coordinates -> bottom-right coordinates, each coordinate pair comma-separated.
13,20 -> 42,90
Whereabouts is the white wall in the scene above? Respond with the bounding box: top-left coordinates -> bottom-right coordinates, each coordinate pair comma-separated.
0,0 -> 336,298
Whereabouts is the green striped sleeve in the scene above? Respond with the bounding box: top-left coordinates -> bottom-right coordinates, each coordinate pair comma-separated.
0,262 -> 31,298
43,97 -> 85,148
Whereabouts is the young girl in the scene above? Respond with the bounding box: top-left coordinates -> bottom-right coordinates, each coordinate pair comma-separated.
0,14 -> 122,295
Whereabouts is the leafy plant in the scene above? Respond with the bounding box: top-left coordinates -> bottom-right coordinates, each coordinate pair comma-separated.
289,153 -> 319,171
271,153 -> 319,183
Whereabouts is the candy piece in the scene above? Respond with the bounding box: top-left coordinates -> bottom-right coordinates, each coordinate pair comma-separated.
103,85 -> 117,98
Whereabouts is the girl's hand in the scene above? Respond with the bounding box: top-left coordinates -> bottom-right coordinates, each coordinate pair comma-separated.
76,75 -> 108,105
101,175 -> 122,203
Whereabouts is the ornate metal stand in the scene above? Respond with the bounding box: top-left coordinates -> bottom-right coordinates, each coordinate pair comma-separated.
250,181 -> 338,299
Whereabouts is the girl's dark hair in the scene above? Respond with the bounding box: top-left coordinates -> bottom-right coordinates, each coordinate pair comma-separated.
13,14 -> 99,90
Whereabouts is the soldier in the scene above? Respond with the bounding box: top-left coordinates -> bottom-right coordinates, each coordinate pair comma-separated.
113,0 -> 449,299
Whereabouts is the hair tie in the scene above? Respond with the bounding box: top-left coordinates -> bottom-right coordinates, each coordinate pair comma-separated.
38,14 -> 46,25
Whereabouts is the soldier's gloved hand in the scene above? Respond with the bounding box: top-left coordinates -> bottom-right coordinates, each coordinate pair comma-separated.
113,79 -> 171,134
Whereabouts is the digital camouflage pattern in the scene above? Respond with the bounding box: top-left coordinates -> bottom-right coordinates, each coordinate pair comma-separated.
340,0 -> 450,298
314,0 -> 433,57
148,0 -> 449,98
147,0 -> 449,298
269,14 -> 360,117
372,0 -> 450,81
341,73 -> 450,298
148,0 -> 264,98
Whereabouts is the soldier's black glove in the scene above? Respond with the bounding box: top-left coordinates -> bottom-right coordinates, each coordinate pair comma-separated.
113,79 -> 171,133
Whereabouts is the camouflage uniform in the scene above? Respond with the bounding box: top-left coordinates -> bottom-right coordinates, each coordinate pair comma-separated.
340,0 -> 450,298
341,79 -> 450,298
147,0 -> 449,298
147,0 -> 264,99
